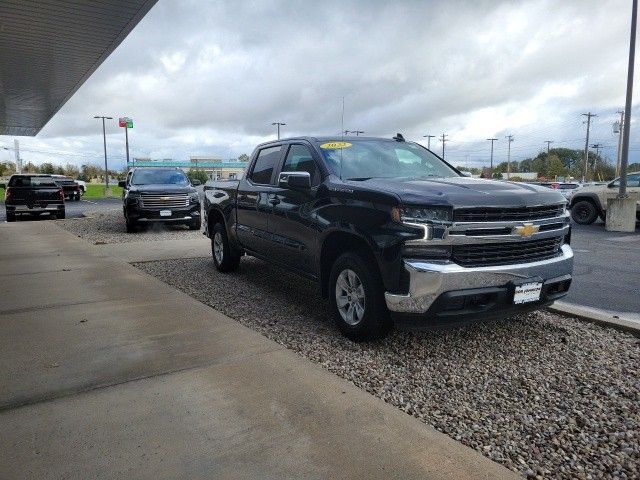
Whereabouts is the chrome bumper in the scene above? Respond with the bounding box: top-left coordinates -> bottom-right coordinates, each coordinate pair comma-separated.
385,244 -> 574,314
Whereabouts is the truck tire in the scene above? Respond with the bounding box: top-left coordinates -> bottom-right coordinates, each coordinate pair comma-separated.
329,251 -> 392,342
211,222 -> 240,272
125,215 -> 137,233
571,200 -> 598,225
6,212 -> 16,222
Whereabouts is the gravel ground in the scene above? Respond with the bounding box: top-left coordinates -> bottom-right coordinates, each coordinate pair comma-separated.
135,255 -> 640,480
58,209 -> 201,244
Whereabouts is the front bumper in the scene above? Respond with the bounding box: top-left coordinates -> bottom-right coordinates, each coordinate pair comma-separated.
385,244 -> 574,316
126,204 -> 201,223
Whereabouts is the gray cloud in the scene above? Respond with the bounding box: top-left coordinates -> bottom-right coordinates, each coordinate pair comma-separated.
2,0 -> 638,169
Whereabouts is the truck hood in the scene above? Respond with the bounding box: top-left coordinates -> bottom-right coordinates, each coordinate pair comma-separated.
347,176 -> 566,208
129,184 -> 196,194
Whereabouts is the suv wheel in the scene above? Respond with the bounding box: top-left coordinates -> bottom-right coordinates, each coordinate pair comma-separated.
329,251 -> 392,342
211,222 -> 240,272
571,200 -> 598,225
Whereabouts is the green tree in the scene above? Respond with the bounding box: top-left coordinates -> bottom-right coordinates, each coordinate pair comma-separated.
40,162 -> 55,174
22,162 -> 39,173
546,154 -> 567,179
187,169 -> 209,184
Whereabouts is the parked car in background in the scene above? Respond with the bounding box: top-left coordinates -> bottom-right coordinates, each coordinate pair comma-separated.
52,175 -> 81,201
203,135 -> 573,341
119,167 -> 202,232
557,183 -> 580,200
569,172 -> 640,224
75,179 -> 86,195
4,174 -> 65,222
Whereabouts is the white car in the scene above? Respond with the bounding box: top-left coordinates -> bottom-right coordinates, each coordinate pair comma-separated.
75,179 -> 86,195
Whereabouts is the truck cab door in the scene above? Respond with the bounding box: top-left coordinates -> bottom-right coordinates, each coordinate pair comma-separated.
235,145 -> 284,254
267,143 -> 323,276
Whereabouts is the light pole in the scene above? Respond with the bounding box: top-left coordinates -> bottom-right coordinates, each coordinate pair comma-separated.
272,122 -> 286,139
486,138 -> 497,177
94,115 -> 113,190
423,134 -> 435,150
619,0 -> 637,197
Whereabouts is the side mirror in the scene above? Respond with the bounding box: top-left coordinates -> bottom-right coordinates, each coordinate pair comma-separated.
118,180 -> 126,188
192,179 -> 201,186
279,171 -> 311,190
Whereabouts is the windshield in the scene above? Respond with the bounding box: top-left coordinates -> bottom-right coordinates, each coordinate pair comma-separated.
132,169 -> 189,185
9,175 -> 57,187
318,140 -> 459,180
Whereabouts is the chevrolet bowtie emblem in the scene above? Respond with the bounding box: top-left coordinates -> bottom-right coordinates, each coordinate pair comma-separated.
514,223 -> 539,237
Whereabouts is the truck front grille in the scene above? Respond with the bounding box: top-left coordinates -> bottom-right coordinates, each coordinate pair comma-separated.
139,194 -> 189,209
452,236 -> 564,267
454,204 -> 565,222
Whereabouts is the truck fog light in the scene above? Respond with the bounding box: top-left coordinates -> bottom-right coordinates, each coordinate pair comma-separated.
402,244 -> 451,259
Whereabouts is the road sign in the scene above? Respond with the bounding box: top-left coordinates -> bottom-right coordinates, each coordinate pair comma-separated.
119,117 -> 133,128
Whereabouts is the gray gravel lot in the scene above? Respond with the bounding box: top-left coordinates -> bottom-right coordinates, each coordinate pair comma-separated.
58,209 -> 201,244
135,255 -> 640,480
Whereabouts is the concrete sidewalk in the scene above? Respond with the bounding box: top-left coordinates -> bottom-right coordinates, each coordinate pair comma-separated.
98,236 -> 210,262
0,221 -> 516,480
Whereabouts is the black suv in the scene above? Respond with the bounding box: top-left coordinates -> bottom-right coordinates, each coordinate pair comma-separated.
119,167 -> 202,232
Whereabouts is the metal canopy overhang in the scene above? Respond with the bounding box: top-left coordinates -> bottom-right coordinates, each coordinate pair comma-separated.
0,0 -> 158,136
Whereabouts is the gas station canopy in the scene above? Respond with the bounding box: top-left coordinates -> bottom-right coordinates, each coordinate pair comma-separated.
0,0 -> 158,136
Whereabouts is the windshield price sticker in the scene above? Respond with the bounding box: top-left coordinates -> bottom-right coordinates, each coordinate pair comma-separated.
320,142 -> 352,149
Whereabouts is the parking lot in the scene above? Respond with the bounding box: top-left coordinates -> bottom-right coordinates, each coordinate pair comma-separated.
567,220 -> 640,314
0,197 -> 120,223
30,210 -> 635,479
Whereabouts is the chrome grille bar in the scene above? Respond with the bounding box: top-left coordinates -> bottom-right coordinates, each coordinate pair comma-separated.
139,194 -> 189,209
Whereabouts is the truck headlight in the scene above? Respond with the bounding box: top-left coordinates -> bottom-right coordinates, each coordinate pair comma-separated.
397,206 -> 452,223
189,192 -> 200,203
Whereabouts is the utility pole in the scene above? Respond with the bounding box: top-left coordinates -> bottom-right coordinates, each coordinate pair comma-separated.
344,130 -> 351,135
581,112 -> 596,183
94,115 -> 113,191
545,140 -> 553,155
590,143 -> 602,179
14,139 -> 21,173
353,130 -> 364,136
615,110 -> 625,176
440,133 -> 448,159
423,134 -> 436,150
272,122 -> 285,139
506,134 -> 514,179
486,138 -> 497,177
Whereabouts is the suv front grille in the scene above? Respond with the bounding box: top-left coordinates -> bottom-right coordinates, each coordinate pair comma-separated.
454,204 -> 565,222
139,194 -> 189,209
452,236 -> 564,267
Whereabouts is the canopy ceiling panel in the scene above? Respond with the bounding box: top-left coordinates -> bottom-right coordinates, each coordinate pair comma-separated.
0,0 -> 158,136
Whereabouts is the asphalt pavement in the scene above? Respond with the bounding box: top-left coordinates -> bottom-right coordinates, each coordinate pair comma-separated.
566,219 -> 640,314
0,197 -> 120,222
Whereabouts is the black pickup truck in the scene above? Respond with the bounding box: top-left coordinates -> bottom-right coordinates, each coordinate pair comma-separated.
4,174 -> 65,222
52,175 -> 81,201
203,136 -> 573,341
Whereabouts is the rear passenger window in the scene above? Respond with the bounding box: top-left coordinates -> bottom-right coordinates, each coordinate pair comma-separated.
282,144 -> 321,186
249,146 -> 282,184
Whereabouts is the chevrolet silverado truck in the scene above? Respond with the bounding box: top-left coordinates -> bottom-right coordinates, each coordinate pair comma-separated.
119,167 -> 202,233
569,172 -> 640,224
4,174 -> 65,222
203,136 -> 574,341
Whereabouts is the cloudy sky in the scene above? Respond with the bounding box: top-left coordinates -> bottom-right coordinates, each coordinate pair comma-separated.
1,0 -> 639,170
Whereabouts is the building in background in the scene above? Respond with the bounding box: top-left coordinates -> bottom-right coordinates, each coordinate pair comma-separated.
130,157 -> 247,180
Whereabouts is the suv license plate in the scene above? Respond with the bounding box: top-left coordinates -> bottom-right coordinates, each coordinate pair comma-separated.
513,282 -> 543,304
159,210 -> 172,217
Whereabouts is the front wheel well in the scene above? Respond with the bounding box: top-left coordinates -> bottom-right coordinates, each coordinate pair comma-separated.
320,232 -> 377,298
206,208 -> 225,236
